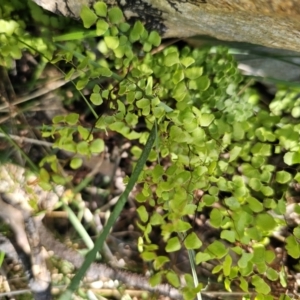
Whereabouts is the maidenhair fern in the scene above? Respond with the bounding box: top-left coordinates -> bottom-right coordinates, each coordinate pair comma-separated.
2,1 -> 300,300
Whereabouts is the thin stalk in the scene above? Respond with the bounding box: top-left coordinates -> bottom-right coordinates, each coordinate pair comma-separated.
55,44 -> 123,82
0,128 -> 37,172
62,204 -> 94,250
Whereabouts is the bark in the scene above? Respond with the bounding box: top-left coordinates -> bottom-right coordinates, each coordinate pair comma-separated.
32,0 -> 300,52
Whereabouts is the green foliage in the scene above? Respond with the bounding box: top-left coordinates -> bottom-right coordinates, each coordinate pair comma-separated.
0,0 -> 70,66
3,1 -> 300,299
80,5 -> 98,28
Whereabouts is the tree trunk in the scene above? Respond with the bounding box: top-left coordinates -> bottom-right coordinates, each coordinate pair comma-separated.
32,0 -> 300,52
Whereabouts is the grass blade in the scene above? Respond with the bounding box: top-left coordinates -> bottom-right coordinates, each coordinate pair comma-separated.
59,125 -> 156,299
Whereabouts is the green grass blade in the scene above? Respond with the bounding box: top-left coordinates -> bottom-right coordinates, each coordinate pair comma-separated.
0,251 -> 5,267
53,30 -> 98,42
187,248 -> 202,300
247,75 -> 300,88
59,125 -> 156,299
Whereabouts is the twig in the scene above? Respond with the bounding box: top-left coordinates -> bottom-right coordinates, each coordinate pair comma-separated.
0,132 -> 53,147
0,72 -> 82,112
0,288 -> 34,297
37,219 -> 183,299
